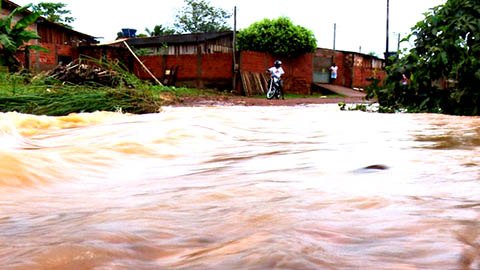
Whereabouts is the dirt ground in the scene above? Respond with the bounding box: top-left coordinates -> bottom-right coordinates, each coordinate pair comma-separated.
171,95 -> 374,107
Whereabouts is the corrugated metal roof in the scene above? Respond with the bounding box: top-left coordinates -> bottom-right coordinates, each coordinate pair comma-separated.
126,31 -> 233,47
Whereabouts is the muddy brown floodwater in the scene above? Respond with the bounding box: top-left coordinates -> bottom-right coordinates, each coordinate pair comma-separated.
0,104 -> 479,269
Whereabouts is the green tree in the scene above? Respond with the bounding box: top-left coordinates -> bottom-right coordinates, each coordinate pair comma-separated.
236,17 -> 317,57
373,0 -> 480,115
174,0 -> 231,33
32,2 -> 75,28
145,24 -> 176,37
0,4 -> 44,72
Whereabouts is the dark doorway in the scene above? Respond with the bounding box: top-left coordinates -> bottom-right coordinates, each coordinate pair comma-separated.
313,56 -> 332,83
58,55 -> 73,65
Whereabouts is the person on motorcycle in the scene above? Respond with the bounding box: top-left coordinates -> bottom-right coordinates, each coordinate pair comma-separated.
267,60 -> 285,99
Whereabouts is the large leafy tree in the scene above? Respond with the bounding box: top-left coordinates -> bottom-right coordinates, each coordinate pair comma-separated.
373,0 -> 480,115
0,4 -> 44,72
174,0 -> 231,33
145,24 -> 176,37
32,2 -> 75,28
237,17 -> 317,57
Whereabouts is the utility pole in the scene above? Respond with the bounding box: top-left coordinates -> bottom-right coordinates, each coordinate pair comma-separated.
332,23 -> 336,64
232,6 -> 238,92
233,6 -> 237,59
397,32 -> 400,51
333,23 -> 336,51
385,0 -> 390,64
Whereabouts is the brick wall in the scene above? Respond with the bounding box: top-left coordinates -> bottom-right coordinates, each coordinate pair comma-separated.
286,53 -> 313,94
351,54 -> 386,88
352,67 -> 386,88
134,53 -> 234,89
333,52 -> 352,87
132,51 -> 313,94
316,48 -> 386,89
239,51 -> 313,95
239,51 -> 275,73
18,43 -> 80,71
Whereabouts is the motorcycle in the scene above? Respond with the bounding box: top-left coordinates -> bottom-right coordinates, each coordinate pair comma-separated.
266,75 -> 283,100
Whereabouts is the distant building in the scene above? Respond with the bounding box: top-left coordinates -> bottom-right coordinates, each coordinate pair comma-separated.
314,48 -> 385,89
1,0 -> 97,71
2,2 -> 386,95
125,31 -> 234,55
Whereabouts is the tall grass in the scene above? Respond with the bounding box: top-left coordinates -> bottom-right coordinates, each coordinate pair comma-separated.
0,72 -> 165,115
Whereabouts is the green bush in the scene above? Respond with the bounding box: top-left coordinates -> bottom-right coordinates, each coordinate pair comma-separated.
237,17 -> 317,57
373,0 -> 480,115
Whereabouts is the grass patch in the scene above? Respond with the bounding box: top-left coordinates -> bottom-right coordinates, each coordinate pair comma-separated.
150,85 -> 228,98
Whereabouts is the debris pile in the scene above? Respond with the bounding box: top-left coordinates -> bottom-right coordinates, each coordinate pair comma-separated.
47,60 -> 122,87
240,71 -> 269,96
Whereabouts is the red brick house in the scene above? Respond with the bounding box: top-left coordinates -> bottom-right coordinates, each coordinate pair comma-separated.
120,32 -> 384,94
1,0 -> 97,71
314,48 -> 386,90
125,31 -> 235,89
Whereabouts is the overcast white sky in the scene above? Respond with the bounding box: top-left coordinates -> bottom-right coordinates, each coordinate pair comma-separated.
15,0 -> 446,57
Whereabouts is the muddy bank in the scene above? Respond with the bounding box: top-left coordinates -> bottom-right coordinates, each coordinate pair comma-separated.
172,95 -> 374,107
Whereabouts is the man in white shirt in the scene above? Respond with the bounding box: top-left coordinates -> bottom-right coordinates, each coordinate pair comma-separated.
330,63 -> 338,83
267,60 -> 285,99
268,60 -> 285,79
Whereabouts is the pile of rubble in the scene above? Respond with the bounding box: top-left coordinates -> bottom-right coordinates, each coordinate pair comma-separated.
47,60 -> 122,87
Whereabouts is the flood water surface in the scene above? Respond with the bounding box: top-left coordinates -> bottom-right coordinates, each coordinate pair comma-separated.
1,105 -> 479,269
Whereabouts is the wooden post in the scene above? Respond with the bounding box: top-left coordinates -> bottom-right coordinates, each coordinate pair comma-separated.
385,0 -> 390,65
232,6 -> 238,92
123,41 -> 163,86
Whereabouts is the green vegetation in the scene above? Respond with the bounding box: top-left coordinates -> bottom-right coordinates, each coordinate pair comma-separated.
237,17 -> 317,57
31,2 -> 75,28
370,0 -> 480,115
0,4 -> 44,72
0,71 -> 163,116
174,0 -> 231,33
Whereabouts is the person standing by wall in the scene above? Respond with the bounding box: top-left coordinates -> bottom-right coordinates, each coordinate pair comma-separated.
329,63 -> 338,84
